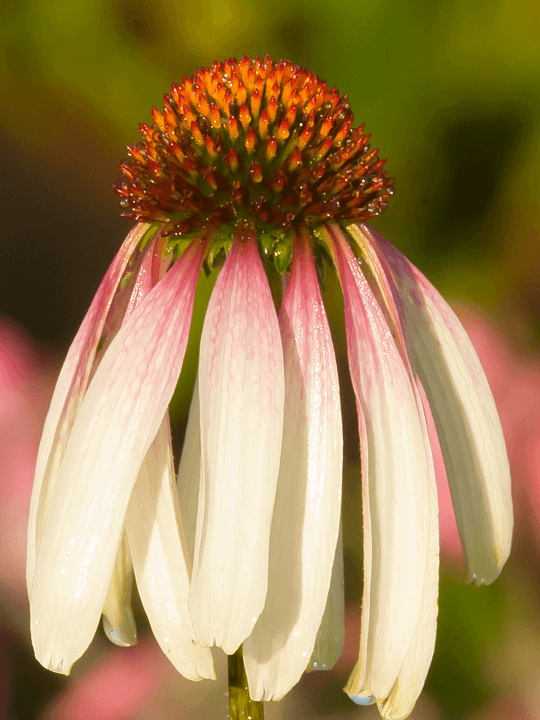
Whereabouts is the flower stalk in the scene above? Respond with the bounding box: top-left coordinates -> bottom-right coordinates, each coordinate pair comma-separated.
229,647 -> 264,720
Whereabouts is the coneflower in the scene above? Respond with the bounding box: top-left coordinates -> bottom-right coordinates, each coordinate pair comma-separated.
27,56 -> 512,720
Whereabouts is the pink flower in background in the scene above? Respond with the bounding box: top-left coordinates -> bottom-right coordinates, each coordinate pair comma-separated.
472,695 -> 537,720
47,638 -> 165,720
0,318 -> 54,720
0,318 -> 53,618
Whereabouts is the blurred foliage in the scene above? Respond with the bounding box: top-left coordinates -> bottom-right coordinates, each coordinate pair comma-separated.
1,1 -> 539,719
2,0 -> 540,343
427,573 -> 508,717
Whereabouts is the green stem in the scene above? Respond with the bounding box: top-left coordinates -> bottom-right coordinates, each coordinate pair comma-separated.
228,646 -> 264,720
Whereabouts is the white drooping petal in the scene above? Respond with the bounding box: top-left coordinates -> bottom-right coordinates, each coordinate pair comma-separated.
190,231 -> 284,654
376,376 -> 439,720
30,240 -> 205,674
307,524 -> 345,674
380,512 -> 438,717
371,226 -> 513,584
327,226 -> 435,706
177,376 -> 202,560
244,229 -> 342,700
27,223 -> 152,592
126,416 -> 215,681
341,224 -> 440,717
102,533 -> 137,647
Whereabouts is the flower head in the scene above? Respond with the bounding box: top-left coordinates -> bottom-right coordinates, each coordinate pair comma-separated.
115,56 -> 393,237
27,56 -> 512,720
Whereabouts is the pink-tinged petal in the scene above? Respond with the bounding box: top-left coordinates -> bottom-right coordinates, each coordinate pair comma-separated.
102,533 -> 137,647
30,239 -> 206,674
307,524 -> 345,673
126,417 -> 215,681
27,222 -> 154,591
371,226 -> 513,584
244,228 -> 342,700
123,231 -> 171,322
325,226 -> 435,706
345,224 -> 406,356
341,224 -> 440,717
101,232 -> 169,646
176,375 -> 202,561
190,225 -> 284,654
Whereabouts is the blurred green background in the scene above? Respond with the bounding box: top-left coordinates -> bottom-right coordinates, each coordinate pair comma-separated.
1,1 -> 540,719
2,0 -> 540,348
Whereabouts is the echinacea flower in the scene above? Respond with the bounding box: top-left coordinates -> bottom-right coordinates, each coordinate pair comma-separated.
26,56 -> 513,720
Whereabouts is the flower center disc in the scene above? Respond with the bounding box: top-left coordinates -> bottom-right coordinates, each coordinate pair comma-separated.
115,55 -> 394,236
